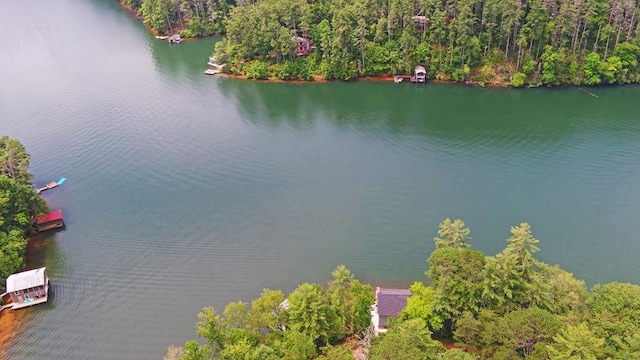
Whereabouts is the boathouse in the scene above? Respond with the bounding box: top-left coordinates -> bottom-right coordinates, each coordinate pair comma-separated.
6,267 -> 50,310
371,287 -> 412,335
414,65 -> 427,83
36,210 -> 64,232
168,34 -> 183,44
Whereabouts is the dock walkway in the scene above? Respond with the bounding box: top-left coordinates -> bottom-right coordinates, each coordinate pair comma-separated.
36,178 -> 65,194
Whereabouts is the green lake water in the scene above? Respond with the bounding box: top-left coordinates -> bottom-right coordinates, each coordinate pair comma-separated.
2,0 -> 640,358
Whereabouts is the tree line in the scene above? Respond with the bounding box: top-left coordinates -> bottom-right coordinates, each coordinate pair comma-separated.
168,218 -> 640,359
0,137 -> 48,294
127,0 -> 640,85
121,0 -> 230,37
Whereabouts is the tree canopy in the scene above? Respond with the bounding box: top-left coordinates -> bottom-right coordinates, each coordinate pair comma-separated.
185,0 -> 640,85
171,220 -> 640,359
0,137 -> 46,293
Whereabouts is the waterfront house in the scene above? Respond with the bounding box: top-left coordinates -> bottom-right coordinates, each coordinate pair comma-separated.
371,287 -> 412,335
295,36 -> 310,56
413,15 -> 429,31
36,209 -> 64,232
5,267 -> 50,310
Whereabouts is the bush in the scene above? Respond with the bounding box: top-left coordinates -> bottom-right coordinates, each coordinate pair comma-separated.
245,61 -> 269,80
511,72 -> 527,87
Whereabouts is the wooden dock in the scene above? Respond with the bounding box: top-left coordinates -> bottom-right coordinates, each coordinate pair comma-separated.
35,178 -> 65,194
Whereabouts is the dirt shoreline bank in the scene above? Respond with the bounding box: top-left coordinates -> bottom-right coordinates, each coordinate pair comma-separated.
213,72 -> 511,88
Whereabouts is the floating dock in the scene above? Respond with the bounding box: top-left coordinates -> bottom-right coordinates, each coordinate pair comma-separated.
36,178 -> 65,194
204,69 -> 220,75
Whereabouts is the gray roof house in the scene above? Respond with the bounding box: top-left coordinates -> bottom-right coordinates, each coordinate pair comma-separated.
371,287 -> 412,335
5,267 -> 50,310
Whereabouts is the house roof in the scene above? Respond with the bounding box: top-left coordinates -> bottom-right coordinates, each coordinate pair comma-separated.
6,267 -> 47,292
37,210 -> 62,224
377,288 -> 412,316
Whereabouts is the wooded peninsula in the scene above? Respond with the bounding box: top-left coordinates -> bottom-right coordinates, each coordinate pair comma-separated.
0,137 -> 47,295
123,0 -> 640,86
166,219 -> 640,360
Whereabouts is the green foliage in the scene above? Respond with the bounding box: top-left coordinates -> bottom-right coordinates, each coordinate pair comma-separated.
0,230 -> 28,287
276,330 -> 317,359
584,52 -> 602,85
512,72 -> 527,87
130,0 -> 640,85
370,318 -> 446,360
538,265 -> 588,320
441,349 -> 477,360
0,136 -> 32,185
546,323 -> 605,360
176,221 -> 640,360
489,307 -> 562,358
247,289 -> 286,337
287,283 -> 336,346
399,282 -> 443,330
317,344 -> 355,360
126,0 -> 226,36
327,265 -> 374,338
434,218 -> 472,249
601,56 -> 623,84
427,247 -> 485,323
586,282 -> 640,353
0,138 -> 45,293
540,46 -> 560,85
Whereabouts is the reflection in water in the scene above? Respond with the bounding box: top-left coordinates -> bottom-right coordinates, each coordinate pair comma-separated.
217,80 -> 640,147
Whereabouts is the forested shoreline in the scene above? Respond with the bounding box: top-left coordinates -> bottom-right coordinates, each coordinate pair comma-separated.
0,137 -> 47,295
168,219 -> 640,360
124,0 -> 639,86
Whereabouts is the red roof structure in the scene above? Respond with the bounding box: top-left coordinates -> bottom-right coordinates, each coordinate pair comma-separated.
37,210 -> 63,224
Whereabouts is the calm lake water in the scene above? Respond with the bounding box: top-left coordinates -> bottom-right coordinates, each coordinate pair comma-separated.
2,0 -> 640,358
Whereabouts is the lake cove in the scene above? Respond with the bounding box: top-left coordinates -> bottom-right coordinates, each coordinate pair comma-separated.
2,0 -> 640,359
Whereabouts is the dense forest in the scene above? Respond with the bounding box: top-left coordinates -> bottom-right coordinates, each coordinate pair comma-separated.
167,219 -> 640,359
125,0 -> 640,85
121,0 -> 229,37
0,137 -> 47,294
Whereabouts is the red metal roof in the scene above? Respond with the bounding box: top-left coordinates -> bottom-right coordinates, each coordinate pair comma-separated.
37,210 -> 63,224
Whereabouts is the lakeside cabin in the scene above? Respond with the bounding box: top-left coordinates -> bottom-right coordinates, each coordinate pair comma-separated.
168,34 -> 183,44
5,267 -> 50,310
371,287 -> 412,335
295,36 -> 310,56
36,210 -> 64,232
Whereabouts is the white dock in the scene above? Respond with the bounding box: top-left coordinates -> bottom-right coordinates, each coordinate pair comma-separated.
204,69 -> 220,75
